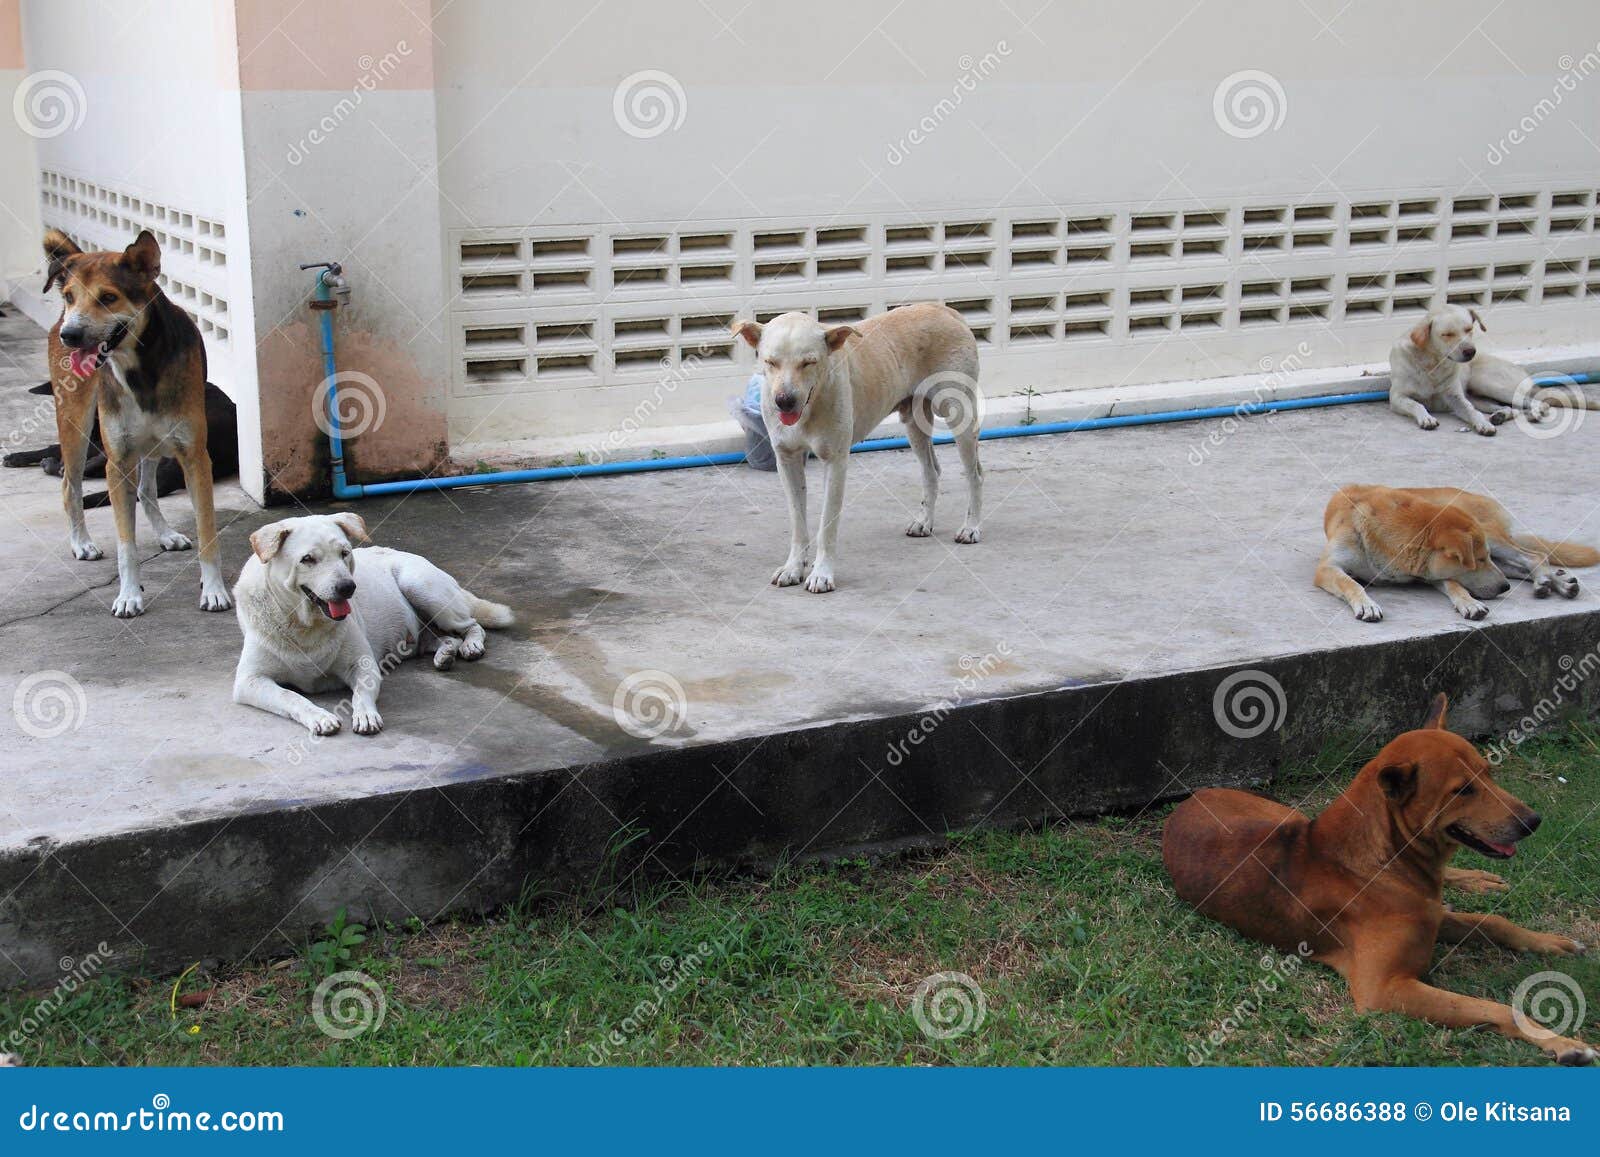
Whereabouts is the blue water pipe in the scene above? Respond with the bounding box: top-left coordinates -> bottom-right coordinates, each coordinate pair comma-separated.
304,266 -> 1597,500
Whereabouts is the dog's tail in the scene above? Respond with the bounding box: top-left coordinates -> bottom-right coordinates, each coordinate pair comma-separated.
82,489 -> 111,509
466,593 -> 514,628
1537,383 -> 1600,411
1513,534 -> 1600,568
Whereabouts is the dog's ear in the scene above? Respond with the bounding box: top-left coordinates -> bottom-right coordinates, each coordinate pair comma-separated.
731,320 -> 763,349
1408,317 -> 1432,349
824,324 -> 858,353
42,229 -> 81,293
122,230 -> 161,282
249,521 -> 292,563
330,511 -> 370,545
1377,762 -> 1418,803
1468,307 -> 1486,333
1421,692 -> 1449,730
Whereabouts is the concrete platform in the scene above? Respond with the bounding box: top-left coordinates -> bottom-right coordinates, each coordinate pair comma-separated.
4,305 -> 1600,984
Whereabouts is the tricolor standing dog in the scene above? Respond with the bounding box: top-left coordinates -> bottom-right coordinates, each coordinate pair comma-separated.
42,228 -> 231,616
732,302 -> 985,593
1164,694 -> 1593,1065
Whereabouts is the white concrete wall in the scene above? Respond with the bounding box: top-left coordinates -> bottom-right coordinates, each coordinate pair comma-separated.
14,0 -> 263,490
431,0 -> 1600,452
0,0 -> 39,283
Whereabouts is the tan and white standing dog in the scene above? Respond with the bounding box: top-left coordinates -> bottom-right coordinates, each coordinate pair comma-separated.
1388,305 -> 1597,435
42,228 -> 231,616
232,513 -> 513,735
731,302 -> 984,593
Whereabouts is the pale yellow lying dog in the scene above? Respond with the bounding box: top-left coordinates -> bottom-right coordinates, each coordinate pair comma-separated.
732,302 -> 984,593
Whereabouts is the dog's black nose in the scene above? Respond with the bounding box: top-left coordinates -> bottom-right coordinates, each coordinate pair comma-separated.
1460,344 -> 1476,360
333,579 -> 356,600
59,326 -> 86,348
1517,811 -> 1542,837
774,392 -> 798,412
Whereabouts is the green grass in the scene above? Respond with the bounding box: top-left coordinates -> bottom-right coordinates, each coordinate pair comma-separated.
5,723 -> 1598,1067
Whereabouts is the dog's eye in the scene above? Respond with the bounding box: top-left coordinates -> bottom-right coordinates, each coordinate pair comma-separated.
300,554 -> 316,565
1456,783 -> 1475,796
98,292 -> 118,306
61,290 -> 73,303
801,357 -> 818,366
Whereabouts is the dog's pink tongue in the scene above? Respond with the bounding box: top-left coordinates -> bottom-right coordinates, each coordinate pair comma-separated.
68,348 -> 100,379
326,599 -> 352,620
1487,839 -> 1517,858
778,410 -> 800,426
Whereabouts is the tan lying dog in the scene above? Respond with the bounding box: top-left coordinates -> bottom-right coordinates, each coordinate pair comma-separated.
1164,694 -> 1593,1066
731,302 -> 983,593
1315,484 -> 1600,622
1388,305 -> 1598,435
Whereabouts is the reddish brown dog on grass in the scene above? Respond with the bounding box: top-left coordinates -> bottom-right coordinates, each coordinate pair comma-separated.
1163,694 -> 1594,1065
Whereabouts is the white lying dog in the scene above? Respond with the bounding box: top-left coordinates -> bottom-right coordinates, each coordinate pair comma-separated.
1388,305 -> 1595,435
731,302 -> 984,593
232,512 -> 512,735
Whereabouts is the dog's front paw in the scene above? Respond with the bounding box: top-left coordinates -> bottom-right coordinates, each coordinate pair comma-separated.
1528,400 -> 1552,422
111,590 -> 145,618
351,708 -> 383,736
1488,407 -> 1517,426
1352,595 -> 1383,622
305,709 -> 341,736
804,567 -> 835,594
1551,569 -> 1580,599
433,648 -> 456,671
1454,596 -> 1489,620
1529,934 -> 1587,956
1447,867 -> 1508,894
159,530 -> 193,551
72,540 -> 103,561
199,586 -> 233,612
771,560 -> 806,587
458,636 -> 485,661
1472,421 -> 1497,437
954,526 -> 980,545
905,517 -> 933,538
1418,415 -> 1440,430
